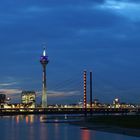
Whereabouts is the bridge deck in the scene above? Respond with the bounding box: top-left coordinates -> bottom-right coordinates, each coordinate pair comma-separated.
0,108 -> 139,115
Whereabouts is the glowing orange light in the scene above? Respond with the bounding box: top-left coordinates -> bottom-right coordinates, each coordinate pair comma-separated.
16,116 -> 19,124
81,129 -> 90,140
26,116 -> 29,124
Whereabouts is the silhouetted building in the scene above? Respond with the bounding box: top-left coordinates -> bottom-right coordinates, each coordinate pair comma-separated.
0,94 -> 6,104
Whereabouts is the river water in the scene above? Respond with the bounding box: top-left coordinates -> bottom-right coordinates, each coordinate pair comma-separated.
0,115 -> 139,140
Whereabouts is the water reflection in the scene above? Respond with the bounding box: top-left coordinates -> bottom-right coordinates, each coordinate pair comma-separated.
64,125 -> 68,140
40,115 -> 46,122
81,129 -> 91,140
0,115 -> 139,140
28,126 -> 34,140
16,115 -> 19,124
30,115 -> 34,124
26,116 -> 29,124
54,123 -> 59,140
40,122 -> 48,140
15,115 -> 35,124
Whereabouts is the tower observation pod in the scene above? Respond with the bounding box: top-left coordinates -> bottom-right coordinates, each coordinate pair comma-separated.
40,48 -> 49,108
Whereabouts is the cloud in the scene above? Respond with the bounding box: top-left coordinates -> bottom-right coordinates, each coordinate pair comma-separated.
37,90 -> 81,98
0,89 -> 22,102
0,0 -> 125,50
36,90 -> 82,104
99,0 -> 140,20
0,82 -> 18,87
0,89 -> 22,95
23,6 -> 51,13
48,90 -> 80,97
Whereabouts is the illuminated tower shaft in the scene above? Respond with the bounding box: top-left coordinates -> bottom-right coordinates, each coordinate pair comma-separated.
42,64 -> 47,107
90,71 -> 93,109
40,48 -> 49,108
83,71 -> 87,109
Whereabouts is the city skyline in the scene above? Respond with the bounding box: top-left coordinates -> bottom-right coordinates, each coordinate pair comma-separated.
0,0 -> 140,104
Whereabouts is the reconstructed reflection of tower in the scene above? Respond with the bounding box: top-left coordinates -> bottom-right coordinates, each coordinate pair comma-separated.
40,48 -> 49,108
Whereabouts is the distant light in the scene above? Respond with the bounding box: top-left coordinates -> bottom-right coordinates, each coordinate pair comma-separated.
7,98 -> 10,100
43,48 -> 46,56
115,98 -> 119,102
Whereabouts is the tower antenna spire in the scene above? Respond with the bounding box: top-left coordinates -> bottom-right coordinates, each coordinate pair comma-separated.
42,42 -> 47,56
43,47 -> 46,56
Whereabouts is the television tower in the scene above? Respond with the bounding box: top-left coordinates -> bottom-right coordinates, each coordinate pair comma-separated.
40,48 -> 49,108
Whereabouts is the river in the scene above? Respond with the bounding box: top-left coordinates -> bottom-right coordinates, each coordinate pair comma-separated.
0,115 -> 139,140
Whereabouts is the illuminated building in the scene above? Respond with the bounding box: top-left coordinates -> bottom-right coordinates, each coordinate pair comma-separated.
113,98 -> 120,108
92,99 -> 101,108
21,91 -> 36,107
40,48 -> 49,108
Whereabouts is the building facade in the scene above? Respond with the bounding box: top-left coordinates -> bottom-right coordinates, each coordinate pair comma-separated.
21,91 -> 36,108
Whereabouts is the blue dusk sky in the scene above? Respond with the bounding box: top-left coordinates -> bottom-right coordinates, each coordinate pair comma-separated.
0,0 -> 140,104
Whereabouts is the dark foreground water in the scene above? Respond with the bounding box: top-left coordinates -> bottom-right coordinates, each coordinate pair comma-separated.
0,115 -> 139,140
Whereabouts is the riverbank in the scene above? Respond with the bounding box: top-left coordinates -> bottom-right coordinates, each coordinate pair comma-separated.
71,115 -> 140,137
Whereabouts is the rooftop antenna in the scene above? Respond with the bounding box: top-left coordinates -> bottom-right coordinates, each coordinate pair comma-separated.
42,42 -> 47,56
